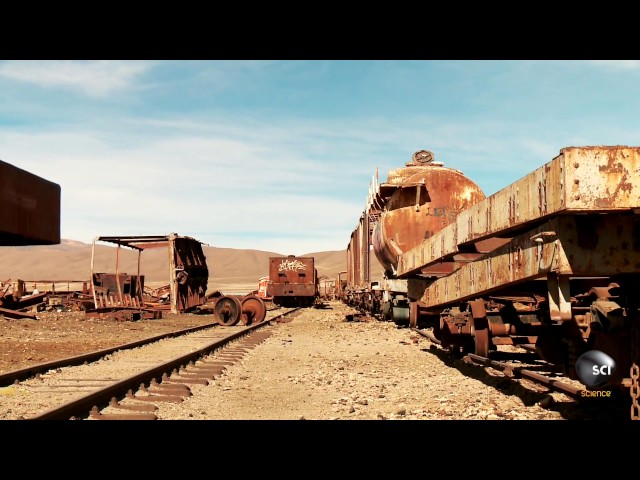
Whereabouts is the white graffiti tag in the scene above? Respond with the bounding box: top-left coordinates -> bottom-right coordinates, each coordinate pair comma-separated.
278,259 -> 307,272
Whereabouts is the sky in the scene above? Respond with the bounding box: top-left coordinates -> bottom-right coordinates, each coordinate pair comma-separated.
1,60 -> 639,255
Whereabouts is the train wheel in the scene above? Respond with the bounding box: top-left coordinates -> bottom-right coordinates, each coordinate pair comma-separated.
469,300 -> 490,357
213,295 -> 242,326
392,306 -> 410,327
382,301 -> 392,321
473,317 -> 490,357
241,294 -> 267,325
409,301 -> 418,328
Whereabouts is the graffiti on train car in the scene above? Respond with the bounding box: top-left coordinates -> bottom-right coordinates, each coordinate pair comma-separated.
278,259 -> 307,272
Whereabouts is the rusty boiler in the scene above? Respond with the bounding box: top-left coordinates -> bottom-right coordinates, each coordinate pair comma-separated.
372,150 -> 486,274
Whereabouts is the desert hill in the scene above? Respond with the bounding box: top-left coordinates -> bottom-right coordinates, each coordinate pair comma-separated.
0,239 -> 383,294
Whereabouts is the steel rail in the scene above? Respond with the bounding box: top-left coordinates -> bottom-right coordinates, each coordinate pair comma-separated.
0,322 -> 220,387
27,308 -> 300,420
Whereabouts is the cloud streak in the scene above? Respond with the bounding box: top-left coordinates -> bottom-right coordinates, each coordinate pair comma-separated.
0,60 -> 152,97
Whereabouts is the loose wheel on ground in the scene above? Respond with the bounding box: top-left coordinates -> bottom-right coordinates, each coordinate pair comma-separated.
213,295 -> 242,326
241,294 -> 267,325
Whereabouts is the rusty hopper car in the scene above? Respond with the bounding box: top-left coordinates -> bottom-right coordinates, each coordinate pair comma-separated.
0,160 -> 61,245
266,255 -> 318,307
345,146 -> 640,418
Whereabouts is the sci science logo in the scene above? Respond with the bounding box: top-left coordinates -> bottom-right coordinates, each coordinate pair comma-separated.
575,350 -> 617,387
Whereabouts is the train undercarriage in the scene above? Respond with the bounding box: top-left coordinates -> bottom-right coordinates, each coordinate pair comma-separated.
344,273 -> 639,389
344,278 -> 410,324
415,276 -> 638,388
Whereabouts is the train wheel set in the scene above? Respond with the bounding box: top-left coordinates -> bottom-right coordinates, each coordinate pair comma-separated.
211,294 -> 268,326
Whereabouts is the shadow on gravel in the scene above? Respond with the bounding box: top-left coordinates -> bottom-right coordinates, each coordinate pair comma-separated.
421,343 -> 631,421
314,302 -> 333,310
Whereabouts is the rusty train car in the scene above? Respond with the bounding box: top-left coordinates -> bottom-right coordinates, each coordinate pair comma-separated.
343,146 -> 640,416
90,234 -> 209,316
266,255 -> 318,307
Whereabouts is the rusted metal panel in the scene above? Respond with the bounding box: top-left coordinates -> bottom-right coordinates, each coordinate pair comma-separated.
346,213 -> 369,290
92,273 -> 145,308
398,146 -> 640,277
266,256 -> 317,304
0,306 -> 37,319
267,256 -> 316,287
409,214 -> 640,310
377,277 -> 408,293
563,146 -> 640,209
168,234 -> 208,314
268,283 -> 317,298
0,160 -> 61,245
256,276 -> 269,299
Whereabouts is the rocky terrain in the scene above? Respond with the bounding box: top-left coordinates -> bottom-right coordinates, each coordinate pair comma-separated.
3,300 -> 627,421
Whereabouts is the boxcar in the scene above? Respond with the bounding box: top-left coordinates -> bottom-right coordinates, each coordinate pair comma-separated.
266,255 -> 318,307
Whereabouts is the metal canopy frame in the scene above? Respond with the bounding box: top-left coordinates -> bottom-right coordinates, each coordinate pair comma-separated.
94,235 -> 176,251
90,233 -> 208,314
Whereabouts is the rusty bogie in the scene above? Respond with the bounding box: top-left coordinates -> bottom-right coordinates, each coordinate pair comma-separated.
207,293 -> 268,327
240,294 -> 267,325
427,277 -> 639,388
213,295 -> 242,326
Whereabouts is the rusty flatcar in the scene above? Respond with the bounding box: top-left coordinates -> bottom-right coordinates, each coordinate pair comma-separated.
343,147 -> 640,418
266,255 -> 318,307
0,160 -> 60,246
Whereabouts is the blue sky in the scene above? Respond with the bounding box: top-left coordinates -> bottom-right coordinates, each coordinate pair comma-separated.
1,60 -> 639,255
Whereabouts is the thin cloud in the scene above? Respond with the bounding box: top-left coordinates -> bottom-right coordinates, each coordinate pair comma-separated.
586,60 -> 640,71
0,60 -> 153,98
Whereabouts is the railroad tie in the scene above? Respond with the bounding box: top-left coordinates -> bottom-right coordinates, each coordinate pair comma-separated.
108,397 -> 158,412
90,406 -> 157,420
126,389 -> 184,404
165,371 -> 209,386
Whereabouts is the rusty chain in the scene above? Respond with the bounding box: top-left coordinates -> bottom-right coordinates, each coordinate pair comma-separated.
631,317 -> 639,420
631,364 -> 639,420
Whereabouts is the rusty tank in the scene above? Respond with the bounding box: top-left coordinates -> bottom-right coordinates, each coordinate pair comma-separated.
372,150 -> 486,275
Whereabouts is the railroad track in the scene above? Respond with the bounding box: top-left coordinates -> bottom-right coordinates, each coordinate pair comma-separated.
0,308 -> 300,420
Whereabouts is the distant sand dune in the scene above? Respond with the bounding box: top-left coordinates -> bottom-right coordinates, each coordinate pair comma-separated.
0,239 -> 383,296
